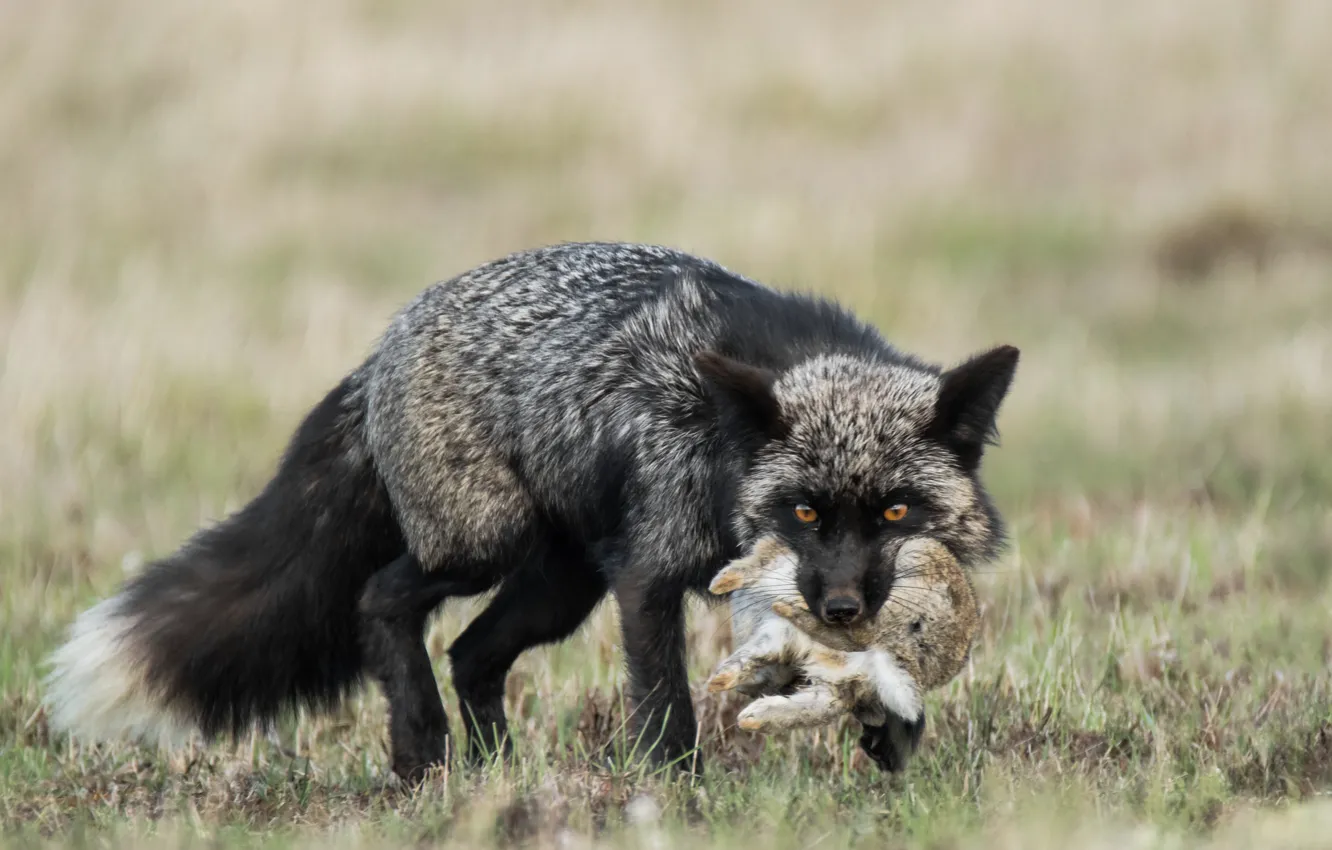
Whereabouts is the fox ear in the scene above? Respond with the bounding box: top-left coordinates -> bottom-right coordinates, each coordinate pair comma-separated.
695,351 -> 788,441
930,345 -> 1019,472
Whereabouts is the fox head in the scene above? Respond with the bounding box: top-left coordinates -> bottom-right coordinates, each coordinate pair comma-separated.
697,344 -> 1017,628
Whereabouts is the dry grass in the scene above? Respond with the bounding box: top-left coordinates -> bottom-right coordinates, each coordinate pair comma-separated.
2,0 -> 1331,847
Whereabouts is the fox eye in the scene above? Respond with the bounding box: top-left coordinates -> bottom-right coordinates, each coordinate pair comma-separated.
794,504 -> 819,523
883,504 -> 909,522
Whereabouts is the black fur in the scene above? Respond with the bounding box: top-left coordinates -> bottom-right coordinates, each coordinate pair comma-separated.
694,351 -> 787,442
929,345 -> 1021,472
447,536 -> 608,764
780,494 -> 931,626
859,713 -> 926,773
118,374 -> 404,738
359,553 -> 496,781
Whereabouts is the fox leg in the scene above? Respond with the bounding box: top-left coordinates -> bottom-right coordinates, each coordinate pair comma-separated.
447,547 -> 606,765
735,682 -> 846,732
358,553 -> 496,783
615,572 -> 700,771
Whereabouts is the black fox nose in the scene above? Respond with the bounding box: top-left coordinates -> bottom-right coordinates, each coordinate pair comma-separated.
822,595 -> 862,625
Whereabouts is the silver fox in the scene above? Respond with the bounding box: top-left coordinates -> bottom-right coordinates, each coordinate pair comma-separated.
44,242 -> 1018,780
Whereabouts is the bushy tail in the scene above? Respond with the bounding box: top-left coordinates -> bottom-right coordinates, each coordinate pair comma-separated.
43,371 -> 404,746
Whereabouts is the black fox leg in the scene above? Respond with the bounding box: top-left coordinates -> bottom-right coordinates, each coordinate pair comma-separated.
859,712 -> 926,773
615,575 -> 698,771
447,558 -> 606,764
358,552 -> 495,783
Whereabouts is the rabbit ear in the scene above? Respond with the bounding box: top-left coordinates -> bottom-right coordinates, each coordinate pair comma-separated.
708,564 -> 749,595
709,536 -> 793,594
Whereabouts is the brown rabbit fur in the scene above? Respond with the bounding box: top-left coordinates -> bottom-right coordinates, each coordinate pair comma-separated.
707,535 -> 980,733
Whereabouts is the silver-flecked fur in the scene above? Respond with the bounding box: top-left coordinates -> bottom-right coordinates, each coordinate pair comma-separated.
364,243 -> 762,573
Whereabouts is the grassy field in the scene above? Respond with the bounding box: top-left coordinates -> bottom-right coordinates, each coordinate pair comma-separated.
3,1 -> 1332,847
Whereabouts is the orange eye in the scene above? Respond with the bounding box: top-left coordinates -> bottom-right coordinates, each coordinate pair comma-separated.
794,504 -> 819,523
883,504 -> 909,522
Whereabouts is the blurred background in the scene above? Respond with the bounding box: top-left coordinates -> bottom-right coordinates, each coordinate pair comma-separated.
2,0 -> 1331,839
3,1 -> 1329,516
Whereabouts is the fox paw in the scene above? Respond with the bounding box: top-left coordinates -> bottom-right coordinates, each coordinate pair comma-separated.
858,713 -> 925,773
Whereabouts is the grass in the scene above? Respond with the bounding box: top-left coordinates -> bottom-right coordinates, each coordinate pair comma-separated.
2,0 -> 1331,847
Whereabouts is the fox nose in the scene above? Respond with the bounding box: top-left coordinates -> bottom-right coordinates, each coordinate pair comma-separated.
821,595 -> 863,625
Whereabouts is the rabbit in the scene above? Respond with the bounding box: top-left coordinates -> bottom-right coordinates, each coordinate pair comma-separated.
707,535 -> 979,735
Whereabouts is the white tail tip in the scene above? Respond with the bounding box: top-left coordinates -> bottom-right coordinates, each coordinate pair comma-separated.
43,595 -> 196,748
